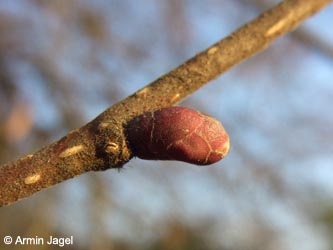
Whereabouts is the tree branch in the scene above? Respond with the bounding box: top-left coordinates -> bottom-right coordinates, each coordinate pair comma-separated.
0,0 -> 330,207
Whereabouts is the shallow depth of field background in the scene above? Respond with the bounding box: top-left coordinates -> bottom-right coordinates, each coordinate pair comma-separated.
0,1 -> 332,249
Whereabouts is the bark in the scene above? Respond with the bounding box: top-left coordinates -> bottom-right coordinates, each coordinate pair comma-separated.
0,0 -> 330,207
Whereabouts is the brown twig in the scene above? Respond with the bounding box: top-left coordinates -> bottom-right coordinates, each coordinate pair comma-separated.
246,0 -> 333,58
0,0 -> 330,207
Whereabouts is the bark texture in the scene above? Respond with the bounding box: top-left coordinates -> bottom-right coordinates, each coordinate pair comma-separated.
0,0 -> 330,207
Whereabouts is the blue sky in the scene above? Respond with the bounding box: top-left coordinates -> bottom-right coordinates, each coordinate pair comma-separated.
0,1 -> 332,249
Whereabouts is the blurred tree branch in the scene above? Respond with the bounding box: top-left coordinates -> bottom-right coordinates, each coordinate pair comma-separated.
0,0 -> 330,207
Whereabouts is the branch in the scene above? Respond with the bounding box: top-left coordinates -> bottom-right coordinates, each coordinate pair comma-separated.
0,0 -> 330,207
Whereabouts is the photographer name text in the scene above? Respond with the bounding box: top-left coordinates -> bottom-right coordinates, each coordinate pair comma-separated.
3,235 -> 73,247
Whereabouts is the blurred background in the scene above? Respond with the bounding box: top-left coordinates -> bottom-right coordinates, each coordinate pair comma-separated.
0,0 -> 332,249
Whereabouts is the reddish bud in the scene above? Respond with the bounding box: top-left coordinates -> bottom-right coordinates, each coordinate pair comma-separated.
125,106 -> 230,165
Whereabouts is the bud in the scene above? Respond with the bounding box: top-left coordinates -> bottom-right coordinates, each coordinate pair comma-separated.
125,106 -> 230,165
